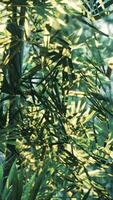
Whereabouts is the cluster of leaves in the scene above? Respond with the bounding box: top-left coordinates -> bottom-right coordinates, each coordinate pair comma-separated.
0,0 -> 113,199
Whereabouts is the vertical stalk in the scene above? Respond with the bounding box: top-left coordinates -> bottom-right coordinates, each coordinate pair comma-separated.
3,0 -> 27,183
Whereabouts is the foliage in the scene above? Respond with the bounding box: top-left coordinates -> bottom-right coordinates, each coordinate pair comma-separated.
0,0 -> 113,199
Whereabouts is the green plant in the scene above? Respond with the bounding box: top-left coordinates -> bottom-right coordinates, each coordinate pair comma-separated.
0,0 -> 113,199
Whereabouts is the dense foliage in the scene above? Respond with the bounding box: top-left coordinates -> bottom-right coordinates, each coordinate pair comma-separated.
0,0 -> 113,199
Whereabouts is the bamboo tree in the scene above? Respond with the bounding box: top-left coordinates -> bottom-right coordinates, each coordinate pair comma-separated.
0,0 -> 113,198
2,0 -> 27,182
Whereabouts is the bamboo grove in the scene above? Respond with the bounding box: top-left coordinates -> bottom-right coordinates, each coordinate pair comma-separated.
0,0 -> 113,199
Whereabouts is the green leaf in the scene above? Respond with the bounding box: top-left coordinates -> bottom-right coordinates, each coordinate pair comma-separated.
2,160 -> 17,200
29,165 -> 48,200
82,188 -> 92,200
0,165 -> 3,194
21,173 -> 36,200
